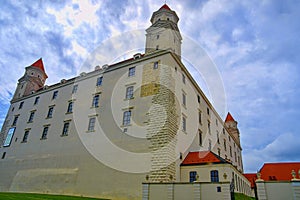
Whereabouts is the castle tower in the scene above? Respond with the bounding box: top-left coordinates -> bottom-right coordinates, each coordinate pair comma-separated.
13,58 -> 48,100
145,4 -> 182,58
225,112 -> 241,146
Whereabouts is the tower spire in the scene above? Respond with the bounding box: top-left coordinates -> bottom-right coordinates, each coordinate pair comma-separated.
145,4 -> 182,58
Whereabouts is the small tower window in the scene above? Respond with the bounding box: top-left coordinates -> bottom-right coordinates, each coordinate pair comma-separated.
156,45 -> 159,50
156,35 -> 159,39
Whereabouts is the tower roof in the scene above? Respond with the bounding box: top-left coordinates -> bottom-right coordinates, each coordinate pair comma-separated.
30,58 -> 48,78
159,4 -> 171,11
225,112 -> 235,122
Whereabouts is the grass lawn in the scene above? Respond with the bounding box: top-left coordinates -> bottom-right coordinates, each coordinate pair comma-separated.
0,192 -> 109,200
235,193 -> 256,200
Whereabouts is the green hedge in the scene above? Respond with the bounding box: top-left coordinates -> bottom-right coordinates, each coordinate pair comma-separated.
234,193 -> 255,200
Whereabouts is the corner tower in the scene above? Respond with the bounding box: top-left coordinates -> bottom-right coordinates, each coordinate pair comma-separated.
145,4 -> 182,58
225,112 -> 241,146
13,58 -> 48,100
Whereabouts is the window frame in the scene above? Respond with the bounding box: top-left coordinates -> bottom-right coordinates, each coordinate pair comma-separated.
125,86 -> 134,99
128,67 -> 136,77
88,117 -> 96,132
189,171 -> 197,182
34,96 -> 40,105
72,85 -> 78,94
62,122 -> 70,136
96,77 -> 103,86
210,170 -> 219,182
67,101 -> 74,113
92,94 -> 100,108
28,111 -> 35,123
19,101 -> 24,109
182,115 -> 187,132
22,130 -> 30,143
122,110 -> 132,126
41,126 -> 49,140
52,91 -> 58,100
47,106 -> 54,118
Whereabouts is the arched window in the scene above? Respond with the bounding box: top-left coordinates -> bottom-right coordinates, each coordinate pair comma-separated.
210,170 -> 219,182
189,171 -> 197,182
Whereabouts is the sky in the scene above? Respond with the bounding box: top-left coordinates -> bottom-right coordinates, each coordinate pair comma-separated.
0,0 -> 299,173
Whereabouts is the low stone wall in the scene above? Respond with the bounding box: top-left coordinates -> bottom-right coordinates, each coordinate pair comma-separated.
142,182 -> 231,200
256,179 -> 300,200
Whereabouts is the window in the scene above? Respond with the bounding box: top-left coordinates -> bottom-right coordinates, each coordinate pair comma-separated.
217,131 -> 220,144
1,152 -> 6,159
208,121 -> 211,134
208,139 -> 212,151
153,61 -> 158,69
216,119 -> 218,126
199,130 -> 203,146
207,107 -> 210,115
224,139 -> 227,151
182,93 -> 186,106
47,107 -> 54,118
52,91 -> 58,99
156,45 -> 159,50
189,171 -> 197,182
12,116 -> 19,126
22,130 -> 30,143
19,101 -> 24,109
28,111 -> 35,122
198,111 -> 202,124
88,117 -> 96,132
210,170 -> 219,182
223,128 -> 225,134
182,73 -> 186,84
62,122 -> 70,136
34,97 -> 40,105
126,86 -> 134,99
182,116 -> 186,132
234,152 -> 237,162
123,110 -> 131,126
96,77 -> 103,86
12,107 -> 14,111
230,146 -> 232,157
128,67 -> 135,77
197,95 -> 200,103
92,94 -> 100,107
217,148 -> 221,156
72,85 -> 78,94
228,136 -> 231,142
41,126 -> 49,140
67,102 -> 73,113
3,128 -> 15,147
156,35 -> 159,39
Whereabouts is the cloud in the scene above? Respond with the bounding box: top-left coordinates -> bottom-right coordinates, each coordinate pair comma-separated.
243,132 -> 300,172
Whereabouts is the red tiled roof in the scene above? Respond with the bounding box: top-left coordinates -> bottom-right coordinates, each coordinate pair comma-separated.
31,58 -> 48,78
159,4 -> 171,11
244,173 -> 257,188
225,112 -> 235,122
259,162 -> 300,181
181,151 -> 227,166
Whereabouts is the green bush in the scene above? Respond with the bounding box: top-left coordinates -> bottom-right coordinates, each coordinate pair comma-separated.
234,193 -> 255,200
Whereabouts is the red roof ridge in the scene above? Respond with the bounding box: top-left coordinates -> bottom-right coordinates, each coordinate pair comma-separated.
31,58 -> 48,78
225,112 -> 235,122
159,4 -> 171,11
181,151 -> 226,166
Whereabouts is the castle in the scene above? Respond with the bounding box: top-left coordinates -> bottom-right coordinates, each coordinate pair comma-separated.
0,4 -> 251,199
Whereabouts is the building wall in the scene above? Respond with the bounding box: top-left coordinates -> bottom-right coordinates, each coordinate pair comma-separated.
180,164 -> 252,196
0,50 -> 244,198
256,180 -> 300,200
143,182 -> 231,200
